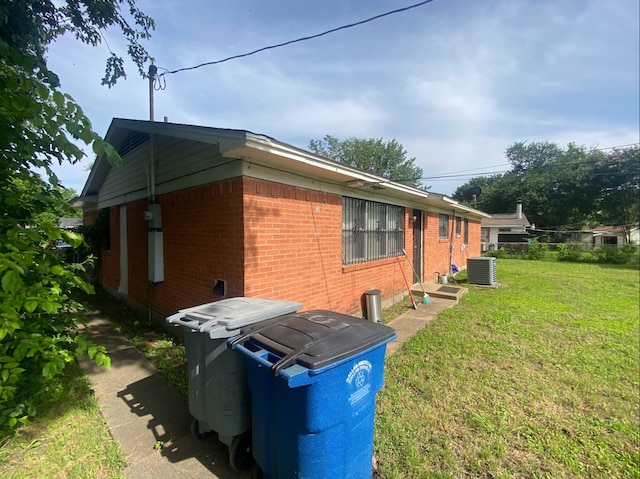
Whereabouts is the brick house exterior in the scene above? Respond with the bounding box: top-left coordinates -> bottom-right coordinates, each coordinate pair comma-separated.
76,119 -> 487,320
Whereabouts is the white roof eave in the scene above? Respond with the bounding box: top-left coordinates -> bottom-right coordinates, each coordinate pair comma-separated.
80,118 -> 489,219
240,134 -> 432,199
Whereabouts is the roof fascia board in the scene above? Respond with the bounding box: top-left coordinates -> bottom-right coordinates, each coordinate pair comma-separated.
241,134 -> 432,199
110,118 -> 248,151
82,119 -> 487,220
442,196 -> 491,218
70,195 -> 98,208
239,135 -> 488,218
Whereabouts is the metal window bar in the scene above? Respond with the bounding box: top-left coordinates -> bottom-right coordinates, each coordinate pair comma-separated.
439,214 -> 449,239
342,197 -> 404,265
464,218 -> 469,244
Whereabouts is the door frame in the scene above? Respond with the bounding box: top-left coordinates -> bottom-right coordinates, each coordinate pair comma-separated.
118,205 -> 128,295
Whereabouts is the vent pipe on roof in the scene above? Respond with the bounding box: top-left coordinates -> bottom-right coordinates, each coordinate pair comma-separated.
516,200 -> 523,219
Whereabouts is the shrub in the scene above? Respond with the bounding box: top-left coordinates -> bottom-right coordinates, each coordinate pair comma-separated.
484,248 -> 509,259
526,238 -> 548,260
594,244 -> 637,265
556,242 -> 584,262
0,225 -> 109,431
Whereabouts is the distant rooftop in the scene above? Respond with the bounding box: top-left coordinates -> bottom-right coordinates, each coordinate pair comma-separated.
59,217 -> 82,229
482,213 -> 530,228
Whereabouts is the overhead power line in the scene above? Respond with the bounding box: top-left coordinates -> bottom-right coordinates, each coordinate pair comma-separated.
159,0 -> 436,77
596,143 -> 639,151
415,142 -> 639,182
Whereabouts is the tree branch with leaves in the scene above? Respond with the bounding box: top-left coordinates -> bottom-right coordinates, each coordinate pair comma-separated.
0,0 -> 154,430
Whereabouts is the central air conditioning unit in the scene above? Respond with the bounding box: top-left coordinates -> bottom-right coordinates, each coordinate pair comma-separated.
467,257 -> 496,285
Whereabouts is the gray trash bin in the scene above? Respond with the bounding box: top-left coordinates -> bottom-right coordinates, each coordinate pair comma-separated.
364,289 -> 382,323
166,297 -> 301,470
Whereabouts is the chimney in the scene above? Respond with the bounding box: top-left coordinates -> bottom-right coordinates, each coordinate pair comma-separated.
516,200 -> 523,219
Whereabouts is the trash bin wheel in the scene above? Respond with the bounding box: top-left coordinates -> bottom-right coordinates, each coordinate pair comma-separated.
229,431 -> 253,471
190,418 -> 213,440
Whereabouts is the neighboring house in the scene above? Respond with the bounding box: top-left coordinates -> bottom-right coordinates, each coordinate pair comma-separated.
630,227 -> 639,245
75,118 -> 488,320
58,217 -> 82,230
481,201 -> 531,250
555,226 -> 630,248
589,226 -> 627,247
56,217 -> 83,260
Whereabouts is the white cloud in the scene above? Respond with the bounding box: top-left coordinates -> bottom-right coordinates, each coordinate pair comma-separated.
41,0 -> 638,198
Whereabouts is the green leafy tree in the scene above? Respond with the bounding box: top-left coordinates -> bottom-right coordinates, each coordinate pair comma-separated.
593,146 -> 640,242
505,142 -> 600,229
6,174 -> 80,228
308,135 -> 425,189
0,0 -> 153,430
453,173 -> 520,216
453,141 -> 635,230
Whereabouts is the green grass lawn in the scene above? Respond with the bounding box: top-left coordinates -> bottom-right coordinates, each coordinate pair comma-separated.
0,362 -> 127,479
375,259 -> 640,478
2,259 -> 637,478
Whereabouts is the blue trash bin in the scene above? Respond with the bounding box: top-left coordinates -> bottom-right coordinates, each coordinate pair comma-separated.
229,310 -> 396,479
166,297 -> 301,470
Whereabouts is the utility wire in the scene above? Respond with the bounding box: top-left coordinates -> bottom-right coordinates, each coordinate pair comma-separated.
416,142 -> 639,182
160,0 -> 436,76
596,143 -> 639,150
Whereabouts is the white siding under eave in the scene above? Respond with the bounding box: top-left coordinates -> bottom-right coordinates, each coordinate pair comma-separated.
99,141 -> 150,208
97,135 -> 245,208
153,136 -> 241,194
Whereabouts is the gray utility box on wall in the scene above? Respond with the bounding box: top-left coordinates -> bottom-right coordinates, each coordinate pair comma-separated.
467,257 -> 497,285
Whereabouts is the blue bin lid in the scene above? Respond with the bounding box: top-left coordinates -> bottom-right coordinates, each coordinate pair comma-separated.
166,297 -> 302,339
229,310 -> 396,374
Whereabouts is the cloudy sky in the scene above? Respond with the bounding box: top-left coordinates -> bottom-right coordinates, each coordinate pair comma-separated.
46,0 -> 639,196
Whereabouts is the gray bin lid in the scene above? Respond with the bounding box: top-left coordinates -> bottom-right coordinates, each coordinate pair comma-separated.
229,310 -> 396,374
166,297 -> 302,339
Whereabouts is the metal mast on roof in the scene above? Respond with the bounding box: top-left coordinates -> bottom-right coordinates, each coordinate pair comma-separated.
148,64 -> 157,121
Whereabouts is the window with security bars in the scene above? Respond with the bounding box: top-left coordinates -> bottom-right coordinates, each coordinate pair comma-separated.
439,213 -> 449,239
464,218 -> 469,244
342,197 -> 404,265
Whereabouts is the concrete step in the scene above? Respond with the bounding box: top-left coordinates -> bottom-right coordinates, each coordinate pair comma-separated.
410,282 -> 468,302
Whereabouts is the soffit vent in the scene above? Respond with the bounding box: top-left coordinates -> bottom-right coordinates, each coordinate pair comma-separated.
117,131 -> 150,157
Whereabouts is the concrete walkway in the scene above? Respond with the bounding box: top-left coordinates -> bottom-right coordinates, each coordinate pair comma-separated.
78,291 -> 461,478
385,295 -> 458,355
78,316 -> 253,479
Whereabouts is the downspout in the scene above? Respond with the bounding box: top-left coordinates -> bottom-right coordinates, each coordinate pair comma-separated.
449,209 -> 455,276
147,133 -> 156,323
149,133 -> 156,201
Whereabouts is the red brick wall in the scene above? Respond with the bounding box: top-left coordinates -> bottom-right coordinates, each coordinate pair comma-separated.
83,209 -> 99,226
96,176 -> 483,318
147,179 -> 246,315
461,218 -> 482,264
242,178 -> 412,315
126,199 -> 149,303
420,212 -> 482,282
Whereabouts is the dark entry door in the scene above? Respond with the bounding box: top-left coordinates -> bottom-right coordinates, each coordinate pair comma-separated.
412,210 -> 422,281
